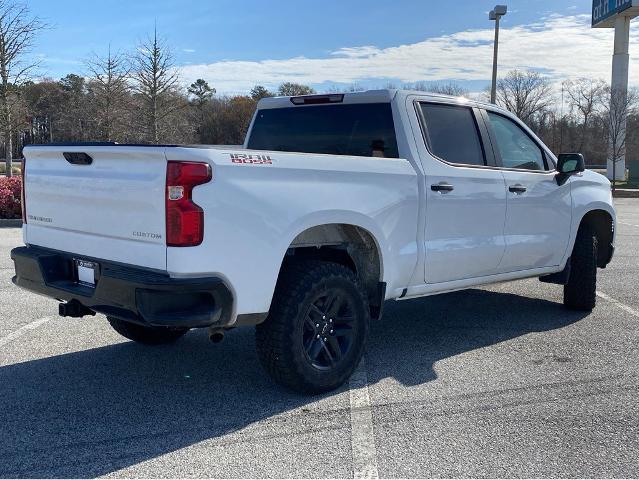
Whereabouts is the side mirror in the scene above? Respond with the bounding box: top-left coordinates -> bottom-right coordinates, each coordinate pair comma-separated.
556,153 -> 585,185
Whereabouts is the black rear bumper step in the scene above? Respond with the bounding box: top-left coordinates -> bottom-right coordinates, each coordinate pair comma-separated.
11,246 -> 233,329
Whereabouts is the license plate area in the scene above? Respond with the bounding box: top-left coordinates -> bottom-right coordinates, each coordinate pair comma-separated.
74,259 -> 98,287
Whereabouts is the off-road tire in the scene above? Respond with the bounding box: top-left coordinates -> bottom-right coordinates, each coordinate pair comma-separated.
107,316 -> 189,345
564,227 -> 598,311
256,261 -> 370,394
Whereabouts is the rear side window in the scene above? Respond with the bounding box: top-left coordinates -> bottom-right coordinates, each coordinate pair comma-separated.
247,103 -> 399,158
419,103 -> 485,166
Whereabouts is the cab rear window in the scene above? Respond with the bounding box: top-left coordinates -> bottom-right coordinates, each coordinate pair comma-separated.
247,103 -> 399,158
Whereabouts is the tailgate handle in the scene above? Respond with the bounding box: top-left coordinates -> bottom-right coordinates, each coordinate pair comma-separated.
63,152 -> 93,165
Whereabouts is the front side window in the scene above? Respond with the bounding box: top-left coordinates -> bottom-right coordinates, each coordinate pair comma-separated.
247,103 -> 399,158
487,112 -> 546,171
419,103 -> 485,166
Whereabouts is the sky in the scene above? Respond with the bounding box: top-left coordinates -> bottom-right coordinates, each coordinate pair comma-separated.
24,0 -> 639,95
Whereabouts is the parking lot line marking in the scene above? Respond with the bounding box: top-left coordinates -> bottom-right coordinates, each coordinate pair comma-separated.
618,221 -> 639,228
0,317 -> 51,348
349,357 -> 379,480
597,291 -> 639,318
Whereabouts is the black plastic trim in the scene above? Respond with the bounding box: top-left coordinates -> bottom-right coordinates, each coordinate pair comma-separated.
539,260 -> 571,285
474,107 -> 499,167
370,281 -> 387,321
234,312 -> 269,326
11,246 -> 233,329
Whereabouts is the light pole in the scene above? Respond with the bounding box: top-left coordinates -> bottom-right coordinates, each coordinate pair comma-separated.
489,5 -> 507,104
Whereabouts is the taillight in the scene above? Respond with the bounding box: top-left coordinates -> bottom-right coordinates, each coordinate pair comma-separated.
21,159 -> 26,224
165,161 -> 212,247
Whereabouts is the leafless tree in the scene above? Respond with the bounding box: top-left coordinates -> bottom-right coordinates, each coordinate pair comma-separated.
496,70 -> 553,125
407,81 -> 468,97
324,84 -> 365,94
430,82 -> 468,97
601,85 -> 639,190
563,78 -> 607,152
86,47 -> 131,142
0,0 -> 45,176
131,28 -> 180,144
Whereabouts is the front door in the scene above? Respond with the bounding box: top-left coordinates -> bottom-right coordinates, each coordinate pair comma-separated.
484,111 -> 572,271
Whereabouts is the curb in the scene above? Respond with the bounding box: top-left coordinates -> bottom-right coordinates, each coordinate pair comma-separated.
612,189 -> 639,198
0,219 -> 22,228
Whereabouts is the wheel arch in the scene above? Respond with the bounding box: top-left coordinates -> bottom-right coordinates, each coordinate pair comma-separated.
281,221 -> 387,320
575,208 -> 615,267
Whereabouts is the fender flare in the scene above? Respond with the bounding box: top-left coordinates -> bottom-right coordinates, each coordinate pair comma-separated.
562,202 -> 616,268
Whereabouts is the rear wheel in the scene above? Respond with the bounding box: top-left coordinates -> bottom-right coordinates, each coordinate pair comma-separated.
256,261 -> 370,394
107,316 -> 189,345
564,227 -> 598,311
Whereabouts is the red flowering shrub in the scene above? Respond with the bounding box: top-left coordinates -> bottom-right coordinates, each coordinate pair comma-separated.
0,176 -> 22,219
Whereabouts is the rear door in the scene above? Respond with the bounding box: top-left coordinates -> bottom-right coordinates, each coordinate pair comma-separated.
23,145 -> 168,270
482,110 -> 572,271
414,101 -> 507,284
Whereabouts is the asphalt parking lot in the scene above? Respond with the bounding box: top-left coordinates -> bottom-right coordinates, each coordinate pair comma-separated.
0,198 -> 638,478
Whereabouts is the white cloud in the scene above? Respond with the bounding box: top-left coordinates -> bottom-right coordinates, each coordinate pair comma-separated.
178,14 -> 632,94
331,46 -> 383,59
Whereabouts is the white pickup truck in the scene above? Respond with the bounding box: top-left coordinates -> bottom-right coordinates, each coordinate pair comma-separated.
12,90 -> 615,393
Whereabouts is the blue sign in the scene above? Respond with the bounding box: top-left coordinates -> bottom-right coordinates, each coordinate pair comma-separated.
593,0 -> 633,26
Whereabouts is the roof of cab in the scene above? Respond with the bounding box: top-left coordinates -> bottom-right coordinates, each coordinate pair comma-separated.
256,88 -> 500,113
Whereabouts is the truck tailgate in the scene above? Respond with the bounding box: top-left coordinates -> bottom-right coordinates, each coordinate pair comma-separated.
22,145 -> 168,270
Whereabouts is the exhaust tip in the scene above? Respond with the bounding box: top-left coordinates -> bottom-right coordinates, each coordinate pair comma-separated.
208,330 -> 225,343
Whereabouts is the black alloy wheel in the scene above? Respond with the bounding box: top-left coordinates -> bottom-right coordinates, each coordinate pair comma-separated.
303,288 -> 357,371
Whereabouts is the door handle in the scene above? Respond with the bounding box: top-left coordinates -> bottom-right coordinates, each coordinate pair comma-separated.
509,184 -> 527,194
63,152 -> 93,165
431,183 -> 454,193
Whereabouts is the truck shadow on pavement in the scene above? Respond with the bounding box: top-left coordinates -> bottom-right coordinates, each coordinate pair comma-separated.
0,288 -> 588,477
367,288 -> 589,387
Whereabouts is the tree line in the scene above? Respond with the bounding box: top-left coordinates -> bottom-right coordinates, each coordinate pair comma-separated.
0,0 -> 636,179
401,73 -> 638,171
15,52 -> 315,148
5,26 -> 318,155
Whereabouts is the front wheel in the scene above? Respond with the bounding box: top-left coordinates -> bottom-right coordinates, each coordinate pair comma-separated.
256,261 -> 370,394
107,316 -> 189,345
564,227 -> 598,311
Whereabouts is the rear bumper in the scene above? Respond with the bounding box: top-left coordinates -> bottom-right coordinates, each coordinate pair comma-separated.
11,245 -> 233,329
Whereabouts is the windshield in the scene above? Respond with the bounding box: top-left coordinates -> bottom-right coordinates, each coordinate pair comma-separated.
247,103 -> 399,158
